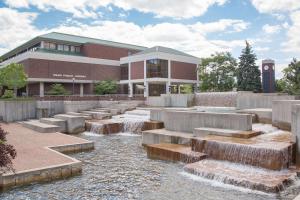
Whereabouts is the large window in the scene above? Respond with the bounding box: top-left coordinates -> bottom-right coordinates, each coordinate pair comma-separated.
146,59 -> 168,78
120,64 -> 129,80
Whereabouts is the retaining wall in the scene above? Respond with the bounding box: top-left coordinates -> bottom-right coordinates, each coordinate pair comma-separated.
0,101 -> 36,122
195,92 -> 237,107
163,110 -> 252,133
237,92 -> 296,109
146,94 -> 194,107
272,100 -> 300,130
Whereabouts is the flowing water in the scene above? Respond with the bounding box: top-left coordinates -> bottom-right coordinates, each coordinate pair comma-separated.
1,134 -> 300,200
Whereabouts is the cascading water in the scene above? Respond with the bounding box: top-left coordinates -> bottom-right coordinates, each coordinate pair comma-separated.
122,119 -> 145,133
90,123 -> 104,134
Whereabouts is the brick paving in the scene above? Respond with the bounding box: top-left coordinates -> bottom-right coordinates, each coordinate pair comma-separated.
1,123 -> 92,173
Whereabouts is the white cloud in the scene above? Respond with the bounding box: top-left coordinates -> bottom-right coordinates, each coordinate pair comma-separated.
262,24 -> 281,34
0,8 -> 43,55
250,0 -> 300,13
4,0 -> 228,19
0,8 -> 248,58
282,11 -> 300,54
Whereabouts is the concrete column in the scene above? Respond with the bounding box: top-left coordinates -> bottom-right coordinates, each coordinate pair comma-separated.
128,62 -> 131,81
129,82 -> 133,97
196,65 -> 200,93
26,84 -> 29,96
166,60 -> 171,95
166,82 -> 170,94
80,83 -> 84,97
39,82 -> 44,97
292,104 -> 300,165
144,60 -> 148,97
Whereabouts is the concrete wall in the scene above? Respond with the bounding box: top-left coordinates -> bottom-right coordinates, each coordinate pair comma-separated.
273,100 -> 300,130
36,101 -> 64,118
195,92 -> 237,107
292,104 -> 300,165
0,100 -> 36,122
237,92 -> 296,109
146,94 -> 194,107
163,110 -> 252,133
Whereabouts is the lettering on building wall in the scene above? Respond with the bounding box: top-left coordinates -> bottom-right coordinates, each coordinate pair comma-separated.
52,74 -> 87,78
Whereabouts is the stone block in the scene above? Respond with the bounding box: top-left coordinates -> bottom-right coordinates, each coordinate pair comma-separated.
40,118 -> 67,133
54,114 -> 85,134
22,120 -> 61,133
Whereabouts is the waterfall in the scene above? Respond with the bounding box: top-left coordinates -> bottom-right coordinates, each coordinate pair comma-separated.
122,119 -> 145,133
90,123 -> 104,134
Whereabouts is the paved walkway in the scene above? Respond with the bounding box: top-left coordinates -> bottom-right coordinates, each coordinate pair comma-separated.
1,123 -> 92,173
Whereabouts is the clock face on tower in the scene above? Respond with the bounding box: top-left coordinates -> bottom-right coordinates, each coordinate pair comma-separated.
264,65 -> 269,71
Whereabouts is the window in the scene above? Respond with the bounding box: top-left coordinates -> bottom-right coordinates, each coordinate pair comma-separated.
146,59 -> 168,78
70,46 -> 75,52
49,43 -> 56,50
75,46 -> 81,53
120,64 -> 129,80
57,44 -> 64,51
44,42 -> 50,49
63,45 -> 70,51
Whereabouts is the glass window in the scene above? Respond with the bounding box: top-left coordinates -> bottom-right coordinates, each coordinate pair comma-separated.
49,43 -> 56,50
146,59 -> 168,78
63,45 -> 70,51
44,42 -> 50,49
120,64 -> 129,80
70,46 -> 75,52
57,44 -> 64,51
75,46 -> 81,53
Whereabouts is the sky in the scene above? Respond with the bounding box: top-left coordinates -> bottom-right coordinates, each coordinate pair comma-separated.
0,0 -> 300,78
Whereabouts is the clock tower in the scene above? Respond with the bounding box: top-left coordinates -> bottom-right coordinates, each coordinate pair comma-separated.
262,59 -> 275,93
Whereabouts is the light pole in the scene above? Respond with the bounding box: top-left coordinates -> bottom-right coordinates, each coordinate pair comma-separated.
72,77 -> 75,95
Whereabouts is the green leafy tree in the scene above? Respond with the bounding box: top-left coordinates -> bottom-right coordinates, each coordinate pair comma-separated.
180,84 -> 193,94
237,41 -> 262,92
47,84 -> 70,95
279,58 -> 300,95
198,52 -> 237,92
0,63 -> 27,97
94,80 -> 118,95
1,90 -> 14,99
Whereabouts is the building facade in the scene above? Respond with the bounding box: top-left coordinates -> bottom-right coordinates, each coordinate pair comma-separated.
0,32 -> 200,97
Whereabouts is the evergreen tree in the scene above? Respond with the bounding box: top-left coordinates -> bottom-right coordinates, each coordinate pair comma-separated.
237,41 -> 262,92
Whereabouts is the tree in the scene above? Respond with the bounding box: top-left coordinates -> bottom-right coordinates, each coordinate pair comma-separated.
237,41 -> 262,92
180,84 -> 193,94
0,63 -> 27,97
0,126 -> 17,174
279,58 -> 300,95
198,52 -> 237,92
94,80 -> 118,95
47,84 -> 70,95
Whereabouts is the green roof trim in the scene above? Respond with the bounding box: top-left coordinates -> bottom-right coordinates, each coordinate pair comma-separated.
1,32 -> 147,60
132,46 -> 199,59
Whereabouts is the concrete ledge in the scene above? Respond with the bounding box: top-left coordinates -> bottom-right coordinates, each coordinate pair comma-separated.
237,108 -> 272,124
54,114 -> 85,134
193,127 -> 261,139
22,120 -> 61,133
164,111 -> 252,133
40,118 -> 67,133
142,129 -> 194,146
273,100 -> 300,131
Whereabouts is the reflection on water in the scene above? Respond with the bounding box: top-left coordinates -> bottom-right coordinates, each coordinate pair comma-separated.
0,134 -> 299,200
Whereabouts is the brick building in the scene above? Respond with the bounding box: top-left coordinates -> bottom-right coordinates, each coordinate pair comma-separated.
0,32 -> 200,97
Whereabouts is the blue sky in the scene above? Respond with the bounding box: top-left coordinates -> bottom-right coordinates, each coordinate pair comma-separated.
1,0 -> 300,78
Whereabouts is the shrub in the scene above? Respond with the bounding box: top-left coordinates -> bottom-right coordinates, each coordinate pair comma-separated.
0,126 -> 17,174
47,84 -> 70,95
1,90 -> 14,99
94,80 -> 118,95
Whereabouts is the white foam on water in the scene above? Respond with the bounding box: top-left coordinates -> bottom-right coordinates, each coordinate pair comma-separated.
115,132 -> 141,137
82,131 -> 103,137
252,123 -> 280,134
179,171 -> 277,197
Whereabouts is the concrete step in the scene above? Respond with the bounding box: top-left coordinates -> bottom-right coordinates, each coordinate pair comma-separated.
142,129 -> 194,146
184,159 -> 297,193
54,114 -> 85,134
80,111 -> 112,120
22,120 -> 61,133
125,110 -> 150,116
193,127 -> 261,139
146,143 -> 207,163
66,112 -> 93,120
191,134 -> 294,170
40,118 -> 67,132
